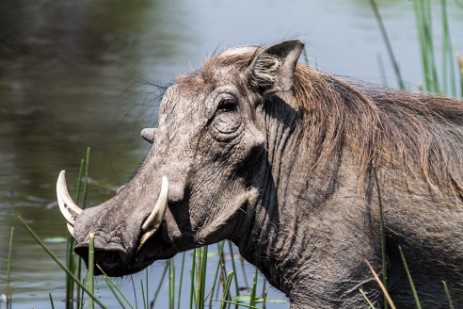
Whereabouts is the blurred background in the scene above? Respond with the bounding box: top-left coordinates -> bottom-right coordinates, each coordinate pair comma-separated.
0,0 -> 462,308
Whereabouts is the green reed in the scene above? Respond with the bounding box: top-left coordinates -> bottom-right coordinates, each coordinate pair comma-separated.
3,227 -> 14,309
18,216 -> 108,309
368,1 -> 460,307
87,233 -> 95,309
398,246 -> 422,309
369,0 -> 405,89
372,0 -> 461,98
442,281 -> 455,309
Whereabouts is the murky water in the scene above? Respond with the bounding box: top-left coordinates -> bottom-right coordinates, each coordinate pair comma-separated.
1,0 -> 462,308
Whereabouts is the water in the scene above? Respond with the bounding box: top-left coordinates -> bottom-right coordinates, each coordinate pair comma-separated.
1,0 -> 462,308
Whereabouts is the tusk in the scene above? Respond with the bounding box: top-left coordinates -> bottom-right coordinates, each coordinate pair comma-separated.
142,176 -> 169,232
138,176 -> 169,251
56,170 -> 82,226
67,223 -> 75,237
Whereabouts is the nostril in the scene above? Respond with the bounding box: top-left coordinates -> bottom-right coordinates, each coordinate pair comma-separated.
75,244 -> 128,275
95,250 -> 123,270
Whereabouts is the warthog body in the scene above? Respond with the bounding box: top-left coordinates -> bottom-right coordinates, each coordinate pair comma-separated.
58,40 -> 463,308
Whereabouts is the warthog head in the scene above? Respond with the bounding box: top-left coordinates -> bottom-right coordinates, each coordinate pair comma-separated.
58,40 -> 304,276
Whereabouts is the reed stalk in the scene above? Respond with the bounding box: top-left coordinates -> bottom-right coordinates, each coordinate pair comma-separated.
169,258 -> 175,309
5,227 -> 14,309
87,233 -> 95,309
209,242 -> 226,308
150,262 -> 168,308
219,272 -> 234,309
442,281 -> 454,309
18,216 -> 108,309
197,246 -> 208,309
76,147 -> 91,308
365,259 -> 396,309
65,158 -> 84,309
369,0 -> 405,89
249,268 -> 259,307
49,292 -> 56,309
398,246 -> 422,309
457,53 -> 463,96
189,249 -> 197,309
140,280 -> 147,309
440,0 -> 457,96
176,253 -> 186,309
359,288 -> 376,309
97,265 -> 134,309
227,241 -> 240,298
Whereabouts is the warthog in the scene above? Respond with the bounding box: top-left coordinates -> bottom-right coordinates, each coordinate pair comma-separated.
58,40 -> 463,308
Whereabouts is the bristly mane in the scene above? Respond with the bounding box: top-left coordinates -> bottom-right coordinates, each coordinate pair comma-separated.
200,52 -> 463,197
292,65 -> 463,197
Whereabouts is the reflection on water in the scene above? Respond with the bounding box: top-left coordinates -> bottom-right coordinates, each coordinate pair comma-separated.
0,0 -> 194,307
0,0 -> 462,308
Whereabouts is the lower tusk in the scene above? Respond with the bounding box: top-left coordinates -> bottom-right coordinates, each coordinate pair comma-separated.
137,176 -> 169,252
56,170 -> 83,225
142,176 -> 169,232
67,223 -> 75,237
138,230 -> 156,251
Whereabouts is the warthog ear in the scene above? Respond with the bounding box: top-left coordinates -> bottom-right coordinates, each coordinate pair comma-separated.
248,40 -> 304,94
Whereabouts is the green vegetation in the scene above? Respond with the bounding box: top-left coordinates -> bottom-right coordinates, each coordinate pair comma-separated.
371,0 -> 462,96
366,1 -> 461,306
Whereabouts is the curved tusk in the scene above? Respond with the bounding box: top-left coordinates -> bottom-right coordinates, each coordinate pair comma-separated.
138,176 -> 169,252
67,223 -> 75,237
56,170 -> 83,226
142,176 -> 169,232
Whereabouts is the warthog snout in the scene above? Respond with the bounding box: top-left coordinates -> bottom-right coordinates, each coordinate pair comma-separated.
75,244 -> 128,276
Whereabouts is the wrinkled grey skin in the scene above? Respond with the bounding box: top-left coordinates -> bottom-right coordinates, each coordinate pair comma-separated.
63,40 -> 463,308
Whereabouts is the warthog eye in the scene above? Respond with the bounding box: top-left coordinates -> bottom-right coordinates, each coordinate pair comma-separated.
218,98 -> 237,113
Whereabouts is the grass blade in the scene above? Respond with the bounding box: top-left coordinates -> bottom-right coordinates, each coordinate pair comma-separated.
261,277 -> 268,309
150,261 -> 169,308
219,272 -> 234,309
189,249 -> 197,309
5,227 -> 14,306
18,216 -> 108,309
359,288 -> 376,309
140,280 -> 147,309
177,253 -> 186,309
82,147 -> 91,209
398,246 -> 422,309
169,258 -> 175,309
457,53 -> 463,96
440,0 -> 457,96
49,292 -> 56,309
249,268 -> 259,307
364,259 -> 396,309
87,233 -> 95,309
442,281 -> 454,309
227,241 -> 240,298
197,246 -> 208,309
145,269 -> 149,309
209,242 -> 226,308
66,158 -> 85,309
369,0 -> 405,89
97,265 -> 134,309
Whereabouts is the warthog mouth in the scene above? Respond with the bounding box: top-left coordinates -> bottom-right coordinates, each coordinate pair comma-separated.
57,171 -> 176,277
74,224 -> 176,277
